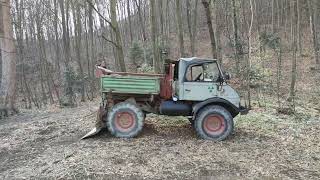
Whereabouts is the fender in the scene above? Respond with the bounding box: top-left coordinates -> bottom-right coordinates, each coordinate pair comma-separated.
192,97 -> 240,118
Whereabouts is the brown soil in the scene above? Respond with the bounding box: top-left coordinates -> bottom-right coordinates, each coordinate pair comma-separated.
0,101 -> 319,179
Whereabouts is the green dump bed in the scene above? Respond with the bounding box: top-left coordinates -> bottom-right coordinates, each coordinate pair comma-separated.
101,75 -> 160,95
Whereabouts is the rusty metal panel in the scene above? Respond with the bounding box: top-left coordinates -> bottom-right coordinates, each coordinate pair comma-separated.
101,76 -> 160,95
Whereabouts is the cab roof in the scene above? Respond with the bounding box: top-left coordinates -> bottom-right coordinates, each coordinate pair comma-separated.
179,57 -> 217,65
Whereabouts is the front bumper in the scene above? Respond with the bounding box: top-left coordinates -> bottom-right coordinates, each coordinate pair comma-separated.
239,106 -> 249,115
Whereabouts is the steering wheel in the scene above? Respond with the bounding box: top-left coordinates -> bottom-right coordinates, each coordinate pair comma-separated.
195,73 -> 203,81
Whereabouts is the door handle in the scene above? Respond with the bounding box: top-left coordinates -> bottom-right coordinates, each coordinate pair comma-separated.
185,89 -> 191,92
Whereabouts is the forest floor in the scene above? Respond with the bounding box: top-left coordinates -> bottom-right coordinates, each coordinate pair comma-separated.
0,99 -> 320,179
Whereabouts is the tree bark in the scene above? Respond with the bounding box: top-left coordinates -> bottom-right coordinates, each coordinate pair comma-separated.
150,0 -> 160,73
53,0 -> 61,78
307,0 -> 320,65
202,0 -> 217,59
247,0 -> 254,109
127,0 -> 133,43
0,0 -> 17,111
133,0 -> 147,64
186,0 -> 196,56
289,0 -> 298,110
35,12 -> 54,104
191,0 -> 198,56
214,0 -> 223,63
232,0 -> 243,75
176,0 -> 185,57
59,0 -> 74,105
110,0 -> 126,72
73,1 -> 85,102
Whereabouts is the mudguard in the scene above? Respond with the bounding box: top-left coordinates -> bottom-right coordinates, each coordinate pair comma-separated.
192,97 -> 241,118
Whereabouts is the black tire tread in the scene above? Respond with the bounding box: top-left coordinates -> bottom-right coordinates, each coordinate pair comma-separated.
107,102 -> 144,138
194,105 -> 234,141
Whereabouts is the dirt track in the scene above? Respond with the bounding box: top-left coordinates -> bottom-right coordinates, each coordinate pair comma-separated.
0,101 -> 320,179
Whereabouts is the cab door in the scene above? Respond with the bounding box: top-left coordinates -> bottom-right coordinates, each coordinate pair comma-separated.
182,82 -> 217,101
180,62 -> 220,101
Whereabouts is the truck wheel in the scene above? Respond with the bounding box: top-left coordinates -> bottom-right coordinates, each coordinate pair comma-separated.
107,102 -> 144,138
194,105 -> 233,141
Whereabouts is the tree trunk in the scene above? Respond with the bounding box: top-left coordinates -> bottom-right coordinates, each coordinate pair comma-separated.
127,0 -> 133,43
110,0 -> 126,72
186,0 -> 198,57
307,0 -> 320,65
59,0 -> 74,106
150,0 -> 160,73
53,0 -> 61,78
191,0 -> 198,56
247,0 -> 254,109
158,0 -> 164,46
289,0 -> 298,110
35,13 -> 54,104
214,0 -> 223,63
134,0 -> 146,43
297,0 -> 302,55
276,39 -> 283,109
88,0 -> 95,99
14,0 -> 31,109
202,0 -> 217,59
0,0 -> 17,112
176,0 -> 185,57
272,0 -> 275,33
186,0 -> 193,55
232,0 -> 243,75
73,1 -> 85,102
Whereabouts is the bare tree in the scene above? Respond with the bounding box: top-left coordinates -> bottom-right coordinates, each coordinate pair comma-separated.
232,0 -> 243,75
150,0 -> 160,73
110,0 -> 126,72
0,0 -> 17,113
176,0 -> 185,57
307,0 -> 320,66
72,1 -> 85,102
202,0 -> 217,59
289,0 -> 298,110
127,0 -> 134,43
247,0 -> 254,109
59,0 -> 74,105
186,0 -> 198,56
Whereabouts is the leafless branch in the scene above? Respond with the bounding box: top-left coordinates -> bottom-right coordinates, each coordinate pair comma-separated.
100,34 -> 120,48
85,0 -> 116,32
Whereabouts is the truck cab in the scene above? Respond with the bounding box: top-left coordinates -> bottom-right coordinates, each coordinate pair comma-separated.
161,58 -> 246,117
157,57 -> 248,140
176,58 -> 240,105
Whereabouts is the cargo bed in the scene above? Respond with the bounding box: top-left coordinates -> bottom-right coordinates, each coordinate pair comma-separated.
101,75 -> 160,95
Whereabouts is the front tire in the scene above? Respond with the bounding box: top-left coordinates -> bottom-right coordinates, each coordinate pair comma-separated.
107,102 -> 144,138
194,105 -> 233,141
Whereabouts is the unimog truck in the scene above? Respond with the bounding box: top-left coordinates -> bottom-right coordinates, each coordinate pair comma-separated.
83,57 -> 248,141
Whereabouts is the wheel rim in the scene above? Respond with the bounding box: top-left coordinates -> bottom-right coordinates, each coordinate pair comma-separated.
115,112 -> 135,132
203,115 -> 225,136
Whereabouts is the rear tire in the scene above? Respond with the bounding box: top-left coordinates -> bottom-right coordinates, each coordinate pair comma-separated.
194,105 -> 233,141
107,102 -> 144,138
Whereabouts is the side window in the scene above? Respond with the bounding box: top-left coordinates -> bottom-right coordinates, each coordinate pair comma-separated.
185,62 -> 221,82
185,65 -> 203,81
203,63 -> 220,82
